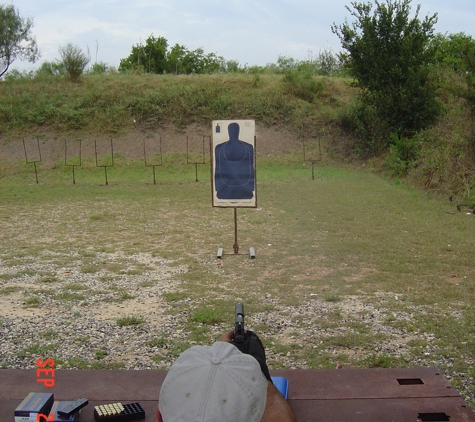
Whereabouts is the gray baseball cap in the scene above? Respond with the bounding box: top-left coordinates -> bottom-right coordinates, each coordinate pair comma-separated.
159,341 -> 268,422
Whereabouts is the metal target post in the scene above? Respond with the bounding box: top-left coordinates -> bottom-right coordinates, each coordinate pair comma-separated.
143,137 -> 163,185
23,137 -> 42,184
303,136 -> 322,180
187,135 -> 207,182
64,139 -> 82,184
232,207 -> 239,254
311,138 -> 322,180
95,139 -> 114,185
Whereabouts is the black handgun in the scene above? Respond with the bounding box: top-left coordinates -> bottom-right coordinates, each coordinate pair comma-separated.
234,302 -> 246,343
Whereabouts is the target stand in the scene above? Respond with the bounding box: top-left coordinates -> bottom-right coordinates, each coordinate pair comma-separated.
211,120 -> 257,260
216,207 -> 256,260
95,139 -> 114,185
302,127 -> 325,180
143,137 -> 163,185
64,139 -> 82,184
23,137 -> 42,184
187,135 -> 207,182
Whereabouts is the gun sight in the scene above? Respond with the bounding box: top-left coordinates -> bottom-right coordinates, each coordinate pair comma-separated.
234,302 -> 245,343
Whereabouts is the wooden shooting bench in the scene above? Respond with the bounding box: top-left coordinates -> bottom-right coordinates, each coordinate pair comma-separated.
1,368 -> 474,421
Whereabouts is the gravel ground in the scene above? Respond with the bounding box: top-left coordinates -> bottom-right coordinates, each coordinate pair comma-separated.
0,250 -> 474,408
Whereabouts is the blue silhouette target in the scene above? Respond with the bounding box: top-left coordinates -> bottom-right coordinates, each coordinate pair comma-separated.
212,120 -> 256,207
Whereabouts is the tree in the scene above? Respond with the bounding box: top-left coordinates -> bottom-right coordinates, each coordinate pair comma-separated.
180,48 -> 222,74
119,35 -> 223,75
58,43 -> 90,81
165,43 -> 187,74
89,61 -> 109,75
332,0 -> 441,154
431,32 -> 475,75
0,4 -> 39,77
36,60 -> 65,77
459,41 -> 475,152
316,49 -> 342,76
119,35 -> 168,74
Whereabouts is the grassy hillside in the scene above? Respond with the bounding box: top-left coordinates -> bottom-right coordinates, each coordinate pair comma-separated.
0,72 -> 356,138
1,71 -> 473,207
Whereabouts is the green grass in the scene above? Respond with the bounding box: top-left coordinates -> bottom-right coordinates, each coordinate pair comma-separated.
323,294 -> 341,302
119,290 -> 135,300
148,338 -> 168,348
23,296 -> 41,307
95,350 -> 108,360
63,283 -> 87,291
40,329 -> 58,340
0,286 -> 21,295
55,292 -> 86,301
163,292 -> 189,302
17,343 -> 58,358
191,307 -> 226,325
116,315 -> 146,326
38,275 -> 59,283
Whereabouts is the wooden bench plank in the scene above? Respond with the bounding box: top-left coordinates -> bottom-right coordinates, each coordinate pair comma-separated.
276,368 -> 462,400
1,368 -> 474,421
0,369 -> 166,401
289,397 -> 475,422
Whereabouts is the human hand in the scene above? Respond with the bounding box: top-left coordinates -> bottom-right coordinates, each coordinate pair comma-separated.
217,330 -> 234,343
231,330 -> 272,382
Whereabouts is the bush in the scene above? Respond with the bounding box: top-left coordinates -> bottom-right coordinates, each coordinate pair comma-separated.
3,69 -> 34,80
35,61 -> 65,77
58,43 -> 90,81
283,69 -> 325,102
385,134 -> 422,176
88,62 -> 108,75
339,96 -> 391,156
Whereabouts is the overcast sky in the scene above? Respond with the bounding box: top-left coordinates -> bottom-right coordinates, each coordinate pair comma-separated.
8,0 -> 475,72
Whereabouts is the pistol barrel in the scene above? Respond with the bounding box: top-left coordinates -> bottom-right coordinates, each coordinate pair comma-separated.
234,302 -> 245,343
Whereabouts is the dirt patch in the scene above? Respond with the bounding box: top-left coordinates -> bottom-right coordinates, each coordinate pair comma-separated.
0,124 -> 301,166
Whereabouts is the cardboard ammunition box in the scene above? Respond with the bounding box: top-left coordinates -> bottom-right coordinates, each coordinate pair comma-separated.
14,392 -> 54,422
